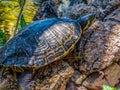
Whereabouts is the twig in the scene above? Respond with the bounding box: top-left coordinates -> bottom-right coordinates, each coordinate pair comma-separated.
99,71 -> 110,85
13,0 -> 26,36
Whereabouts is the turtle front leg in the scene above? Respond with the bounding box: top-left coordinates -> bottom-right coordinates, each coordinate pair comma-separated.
18,70 -> 36,90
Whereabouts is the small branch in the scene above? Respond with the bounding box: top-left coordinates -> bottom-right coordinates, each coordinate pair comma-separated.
99,71 -> 110,86
13,0 -> 26,36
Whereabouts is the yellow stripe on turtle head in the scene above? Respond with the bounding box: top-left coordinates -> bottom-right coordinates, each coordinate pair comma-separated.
77,13 -> 96,31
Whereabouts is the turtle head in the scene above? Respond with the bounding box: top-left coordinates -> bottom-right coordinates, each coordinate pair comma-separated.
77,13 -> 96,31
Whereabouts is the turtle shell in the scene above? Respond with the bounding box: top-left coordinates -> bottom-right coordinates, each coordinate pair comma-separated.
0,18 -> 81,68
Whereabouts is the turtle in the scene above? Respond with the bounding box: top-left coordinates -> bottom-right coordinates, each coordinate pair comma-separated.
0,13 -> 96,90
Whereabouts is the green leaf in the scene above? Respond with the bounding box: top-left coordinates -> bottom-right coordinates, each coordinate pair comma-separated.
117,88 -> 120,90
102,85 -> 116,90
0,30 -> 7,43
18,86 -> 22,90
0,42 -> 4,46
74,55 -> 84,59
20,14 -> 27,28
18,0 -> 24,7
18,27 -> 22,32
68,55 -> 84,59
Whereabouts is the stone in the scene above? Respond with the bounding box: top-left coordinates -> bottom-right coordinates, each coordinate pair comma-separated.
74,7 -> 120,89
77,19 -> 120,73
0,74 -> 18,90
83,63 -> 120,90
66,81 -> 88,90
35,63 -> 74,90
88,0 -> 120,7
63,4 -> 100,19
26,2 -> 120,90
63,0 -> 120,20
104,7 -> 120,22
0,1 -> 120,90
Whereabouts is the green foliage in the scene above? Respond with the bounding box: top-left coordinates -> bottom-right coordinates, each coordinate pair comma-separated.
102,85 -> 120,90
0,30 -> 8,46
18,0 -> 27,32
20,14 -> 27,28
68,55 -> 84,59
18,0 -> 24,6
0,0 -> 37,40
18,0 -> 27,29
